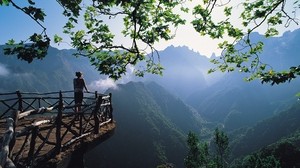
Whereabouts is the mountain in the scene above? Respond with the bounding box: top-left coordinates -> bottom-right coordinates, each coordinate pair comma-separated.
0,45 -> 215,98
0,46 -> 209,167
0,46 -> 101,92
84,81 -> 205,168
186,29 -> 300,131
251,30 -> 300,71
230,102 -> 300,158
186,71 -> 300,131
234,132 -> 300,168
229,102 -> 300,167
141,45 -> 215,100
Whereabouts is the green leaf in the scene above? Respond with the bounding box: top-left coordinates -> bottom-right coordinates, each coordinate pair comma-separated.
6,39 -> 15,45
54,34 -> 63,43
265,28 -> 279,37
0,0 -> 10,6
208,68 -> 216,74
23,6 -> 46,22
27,0 -> 35,5
224,7 -> 232,16
180,7 -> 189,13
260,64 -> 266,71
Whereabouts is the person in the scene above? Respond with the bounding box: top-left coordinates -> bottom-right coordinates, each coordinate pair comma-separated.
73,71 -> 88,112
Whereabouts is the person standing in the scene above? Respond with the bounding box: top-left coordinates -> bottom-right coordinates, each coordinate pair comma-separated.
73,72 -> 88,112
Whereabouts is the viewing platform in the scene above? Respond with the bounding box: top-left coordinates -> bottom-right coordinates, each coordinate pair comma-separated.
0,91 -> 115,168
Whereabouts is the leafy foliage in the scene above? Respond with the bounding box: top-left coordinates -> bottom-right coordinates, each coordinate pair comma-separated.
194,0 -> 300,84
2,0 -> 187,80
230,102 -> 300,159
185,132 -> 210,168
62,0 -> 187,79
259,66 -> 300,85
0,0 -> 10,6
232,154 -> 281,168
2,0 -> 300,82
4,33 -> 50,63
231,131 -> 300,168
185,128 -> 229,168
214,128 -> 229,168
1,1 -> 49,62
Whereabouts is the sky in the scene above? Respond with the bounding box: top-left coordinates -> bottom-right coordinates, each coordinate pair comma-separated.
0,1 -> 299,58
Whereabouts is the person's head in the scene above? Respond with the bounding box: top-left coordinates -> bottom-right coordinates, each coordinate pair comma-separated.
75,71 -> 82,78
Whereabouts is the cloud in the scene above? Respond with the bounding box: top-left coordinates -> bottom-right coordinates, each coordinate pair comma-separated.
88,77 -> 118,93
0,63 -> 9,76
117,64 -> 137,83
88,65 -> 139,93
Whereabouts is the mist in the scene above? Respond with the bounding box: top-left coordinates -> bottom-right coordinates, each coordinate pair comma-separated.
0,63 -> 9,76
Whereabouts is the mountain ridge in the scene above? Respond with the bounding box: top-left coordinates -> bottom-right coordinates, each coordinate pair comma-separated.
84,81 -> 205,167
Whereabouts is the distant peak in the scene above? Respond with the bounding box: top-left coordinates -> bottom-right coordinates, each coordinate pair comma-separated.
210,52 -> 217,58
165,45 -> 189,51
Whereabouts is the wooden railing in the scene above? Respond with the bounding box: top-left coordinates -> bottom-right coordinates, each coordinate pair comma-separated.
0,90 -> 113,168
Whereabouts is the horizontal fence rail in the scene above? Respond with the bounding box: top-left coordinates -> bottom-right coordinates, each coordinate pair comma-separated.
0,90 -> 114,168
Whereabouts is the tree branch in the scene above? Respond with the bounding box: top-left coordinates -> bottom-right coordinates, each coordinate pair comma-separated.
10,0 -> 47,33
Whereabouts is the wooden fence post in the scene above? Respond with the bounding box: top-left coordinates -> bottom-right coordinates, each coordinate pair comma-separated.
16,91 -> 23,112
93,96 -> 102,134
109,93 -> 113,123
9,111 -> 19,158
0,118 -> 14,168
28,126 -> 38,166
38,98 -> 41,108
55,91 -> 63,154
79,112 -> 83,135
95,91 -> 98,99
